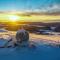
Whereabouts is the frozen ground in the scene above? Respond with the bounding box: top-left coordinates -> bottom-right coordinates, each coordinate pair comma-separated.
0,32 -> 60,60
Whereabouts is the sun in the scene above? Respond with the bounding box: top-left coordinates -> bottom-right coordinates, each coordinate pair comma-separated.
8,15 -> 20,21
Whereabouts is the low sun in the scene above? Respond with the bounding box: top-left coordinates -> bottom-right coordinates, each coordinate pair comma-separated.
8,15 -> 20,21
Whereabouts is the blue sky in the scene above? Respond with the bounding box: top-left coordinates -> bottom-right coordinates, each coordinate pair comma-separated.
0,0 -> 60,11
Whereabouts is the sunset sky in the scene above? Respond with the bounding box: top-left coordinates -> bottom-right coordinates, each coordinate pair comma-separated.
0,0 -> 60,22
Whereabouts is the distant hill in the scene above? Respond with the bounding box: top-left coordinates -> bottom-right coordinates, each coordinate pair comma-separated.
0,22 -> 60,31
0,22 -> 60,27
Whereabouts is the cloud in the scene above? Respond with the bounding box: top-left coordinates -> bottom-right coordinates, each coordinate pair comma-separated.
46,4 -> 60,13
25,4 -> 60,13
0,4 -> 60,14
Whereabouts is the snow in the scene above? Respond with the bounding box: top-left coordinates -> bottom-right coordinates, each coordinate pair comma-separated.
0,32 -> 60,60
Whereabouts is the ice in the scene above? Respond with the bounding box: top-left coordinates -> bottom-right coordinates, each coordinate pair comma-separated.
0,32 -> 60,60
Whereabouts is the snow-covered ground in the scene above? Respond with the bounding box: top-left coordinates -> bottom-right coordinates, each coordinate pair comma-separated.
0,31 -> 60,60
30,33 -> 60,45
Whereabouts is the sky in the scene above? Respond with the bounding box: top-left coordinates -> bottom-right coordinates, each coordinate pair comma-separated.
0,0 -> 60,12
0,0 -> 60,22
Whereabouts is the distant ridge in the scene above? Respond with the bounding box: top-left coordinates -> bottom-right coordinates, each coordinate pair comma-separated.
0,22 -> 60,27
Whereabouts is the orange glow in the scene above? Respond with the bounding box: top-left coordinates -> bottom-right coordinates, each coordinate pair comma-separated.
0,13 -> 60,22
